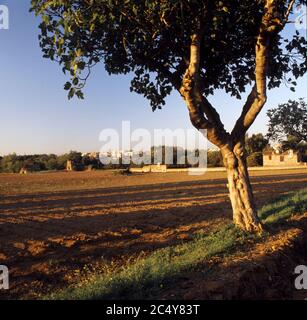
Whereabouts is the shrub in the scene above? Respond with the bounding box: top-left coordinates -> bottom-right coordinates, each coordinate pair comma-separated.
207,151 -> 223,167
247,152 -> 263,167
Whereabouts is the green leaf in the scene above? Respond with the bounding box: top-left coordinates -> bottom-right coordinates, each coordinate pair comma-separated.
76,91 -> 84,99
68,88 -> 75,99
73,77 -> 79,85
64,82 -> 71,90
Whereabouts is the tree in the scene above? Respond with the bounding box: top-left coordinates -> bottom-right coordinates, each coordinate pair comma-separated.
280,135 -> 306,151
0,154 -> 23,173
45,155 -> 59,170
63,151 -> 84,170
31,0 -> 307,232
247,152 -> 263,166
267,99 -> 307,143
245,133 -> 269,155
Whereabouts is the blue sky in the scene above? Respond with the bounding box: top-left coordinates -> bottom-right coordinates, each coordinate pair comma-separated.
0,0 -> 306,155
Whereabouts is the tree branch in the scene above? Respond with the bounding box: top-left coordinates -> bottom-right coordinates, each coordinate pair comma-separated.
180,32 -> 229,147
283,0 -> 296,27
200,95 -> 228,133
231,0 -> 289,142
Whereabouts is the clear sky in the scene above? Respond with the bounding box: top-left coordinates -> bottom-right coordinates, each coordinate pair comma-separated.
0,1 -> 306,155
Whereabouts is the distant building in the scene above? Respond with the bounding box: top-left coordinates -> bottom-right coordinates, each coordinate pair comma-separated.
19,167 -> 28,175
66,160 -> 74,171
263,149 -> 305,167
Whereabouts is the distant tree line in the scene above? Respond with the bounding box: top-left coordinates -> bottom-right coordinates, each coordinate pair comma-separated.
2,131 -> 305,173
0,151 -> 102,173
0,138 -> 267,173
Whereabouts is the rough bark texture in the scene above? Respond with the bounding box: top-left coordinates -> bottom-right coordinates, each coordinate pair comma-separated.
179,31 -> 263,232
177,0 -> 295,232
221,143 -> 263,233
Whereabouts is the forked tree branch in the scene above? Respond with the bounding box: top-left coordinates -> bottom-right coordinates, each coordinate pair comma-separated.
138,49 -> 228,145
180,31 -> 229,147
231,0 -> 293,142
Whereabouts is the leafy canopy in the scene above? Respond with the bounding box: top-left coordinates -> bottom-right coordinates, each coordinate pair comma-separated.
245,133 -> 268,154
267,98 -> 307,142
30,0 -> 306,110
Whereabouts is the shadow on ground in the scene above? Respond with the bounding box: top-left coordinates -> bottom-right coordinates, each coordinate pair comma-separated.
0,172 -> 306,299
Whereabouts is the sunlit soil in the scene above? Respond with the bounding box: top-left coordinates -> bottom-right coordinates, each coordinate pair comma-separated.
0,168 -> 306,299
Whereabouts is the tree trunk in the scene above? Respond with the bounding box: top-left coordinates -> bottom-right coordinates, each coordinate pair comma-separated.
221,142 -> 263,233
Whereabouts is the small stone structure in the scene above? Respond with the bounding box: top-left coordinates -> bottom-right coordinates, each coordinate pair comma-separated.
66,160 -> 74,171
263,149 -> 304,167
19,167 -> 28,175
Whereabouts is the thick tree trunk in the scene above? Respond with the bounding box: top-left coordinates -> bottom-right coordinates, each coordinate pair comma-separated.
221,142 -> 263,233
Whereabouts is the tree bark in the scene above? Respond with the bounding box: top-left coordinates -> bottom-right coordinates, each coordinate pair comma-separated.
221,142 -> 263,233
179,31 -> 263,233
178,0 -> 288,232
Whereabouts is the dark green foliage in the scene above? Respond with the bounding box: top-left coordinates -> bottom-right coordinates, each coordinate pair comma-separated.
45,155 -> 59,171
0,151 -> 101,173
30,1 -> 307,109
66,151 -> 84,170
0,147 -> 205,172
280,135 -> 307,152
246,152 -> 263,167
267,99 -> 307,142
245,133 -> 268,155
0,154 -> 24,173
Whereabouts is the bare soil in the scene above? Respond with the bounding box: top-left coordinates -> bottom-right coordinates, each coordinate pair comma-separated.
0,169 -> 306,299
159,214 -> 307,300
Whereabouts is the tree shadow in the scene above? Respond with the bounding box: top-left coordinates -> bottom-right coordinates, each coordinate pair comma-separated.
0,172 -> 306,299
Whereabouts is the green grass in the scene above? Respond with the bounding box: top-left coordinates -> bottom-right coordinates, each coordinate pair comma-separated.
258,188 -> 307,224
46,188 -> 307,300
